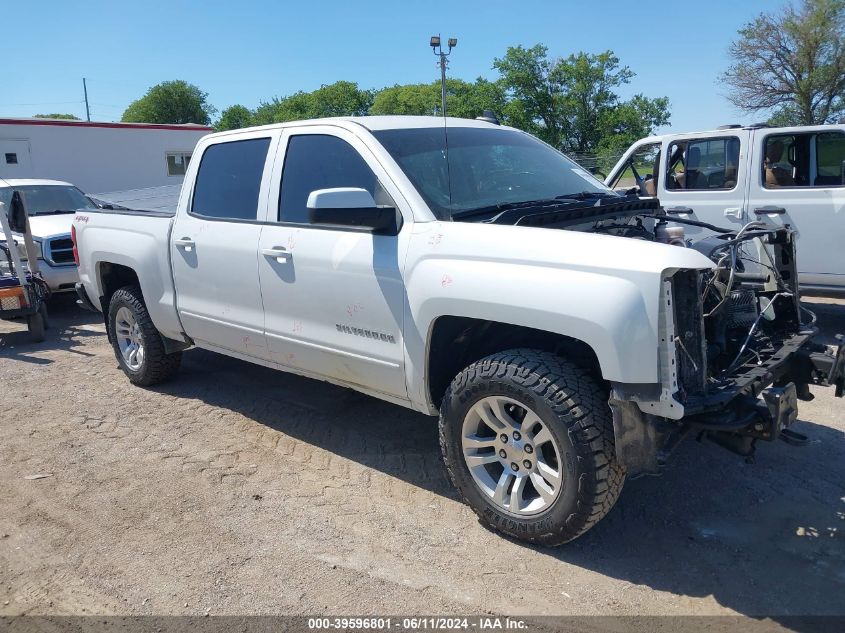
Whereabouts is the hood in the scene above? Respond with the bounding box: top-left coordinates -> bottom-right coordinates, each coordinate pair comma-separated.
420,221 -> 715,279
22,213 -> 75,240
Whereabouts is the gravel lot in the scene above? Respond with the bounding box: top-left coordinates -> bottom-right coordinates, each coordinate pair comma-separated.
0,296 -> 843,622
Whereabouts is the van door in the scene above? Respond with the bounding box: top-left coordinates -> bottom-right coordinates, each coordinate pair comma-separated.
0,139 -> 33,179
746,127 -> 845,290
170,131 -> 279,357
257,126 -> 409,400
657,131 -> 750,239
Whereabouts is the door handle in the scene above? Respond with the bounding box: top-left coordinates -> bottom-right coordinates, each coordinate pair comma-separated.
174,237 -> 195,252
665,206 -> 693,215
724,207 -> 743,219
754,206 -> 786,215
262,247 -> 290,263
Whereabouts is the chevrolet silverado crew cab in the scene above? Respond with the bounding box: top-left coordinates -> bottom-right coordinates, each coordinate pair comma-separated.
0,179 -> 101,292
605,123 -> 845,296
72,116 -> 844,545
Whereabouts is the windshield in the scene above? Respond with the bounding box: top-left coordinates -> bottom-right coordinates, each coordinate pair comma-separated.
0,185 -> 98,215
372,126 -> 617,220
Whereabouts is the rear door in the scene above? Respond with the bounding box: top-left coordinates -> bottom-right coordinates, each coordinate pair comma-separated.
746,127 -> 845,289
170,131 -> 279,357
257,125 -> 409,399
657,131 -> 750,239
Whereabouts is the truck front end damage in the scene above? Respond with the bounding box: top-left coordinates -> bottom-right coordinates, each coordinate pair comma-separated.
611,221 -> 844,475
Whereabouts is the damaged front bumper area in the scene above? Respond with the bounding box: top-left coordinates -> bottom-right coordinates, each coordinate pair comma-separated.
609,222 -> 843,476
611,331 -> 844,476
681,330 -> 844,455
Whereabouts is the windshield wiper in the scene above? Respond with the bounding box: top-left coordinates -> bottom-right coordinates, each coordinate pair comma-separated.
451,198 -> 574,221
555,191 -> 621,201
452,191 -> 623,222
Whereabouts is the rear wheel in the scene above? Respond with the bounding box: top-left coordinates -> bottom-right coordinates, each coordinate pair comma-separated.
439,349 -> 625,546
108,285 -> 181,386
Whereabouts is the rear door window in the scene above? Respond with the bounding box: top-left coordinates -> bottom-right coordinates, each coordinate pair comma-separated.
191,138 -> 271,220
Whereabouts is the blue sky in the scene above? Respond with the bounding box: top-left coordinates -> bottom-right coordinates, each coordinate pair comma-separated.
4,0 -> 771,133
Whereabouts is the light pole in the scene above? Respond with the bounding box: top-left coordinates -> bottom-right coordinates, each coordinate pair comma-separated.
430,35 -> 457,117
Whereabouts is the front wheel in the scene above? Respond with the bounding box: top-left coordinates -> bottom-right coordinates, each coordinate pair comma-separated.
439,349 -> 625,546
108,285 -> 181,386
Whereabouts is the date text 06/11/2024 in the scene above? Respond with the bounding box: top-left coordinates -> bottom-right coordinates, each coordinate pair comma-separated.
306,617 -> 529,630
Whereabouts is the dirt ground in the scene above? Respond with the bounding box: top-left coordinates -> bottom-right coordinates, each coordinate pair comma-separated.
0,295 -> 843,622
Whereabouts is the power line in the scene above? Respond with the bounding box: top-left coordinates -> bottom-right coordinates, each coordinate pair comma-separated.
0,100 -> 83,107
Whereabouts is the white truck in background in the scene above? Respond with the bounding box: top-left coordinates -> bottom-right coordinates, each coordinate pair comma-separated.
605,123 -> 845,296
72,116 -> 844,545
0,179 -> 101,292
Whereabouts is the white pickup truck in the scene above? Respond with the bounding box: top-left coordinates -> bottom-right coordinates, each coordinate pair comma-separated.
605,123 -> 845,296
0,179 -> 100,292
73,116 -> 844,545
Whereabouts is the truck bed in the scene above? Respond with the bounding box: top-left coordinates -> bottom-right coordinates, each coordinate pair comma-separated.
73,208 -> 185,342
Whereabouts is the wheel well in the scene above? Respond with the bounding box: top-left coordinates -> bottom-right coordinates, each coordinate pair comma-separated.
97,263 -> 140,339
427,316 -> 602,408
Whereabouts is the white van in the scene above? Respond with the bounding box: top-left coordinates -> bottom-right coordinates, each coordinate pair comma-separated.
606,124 -> 845,295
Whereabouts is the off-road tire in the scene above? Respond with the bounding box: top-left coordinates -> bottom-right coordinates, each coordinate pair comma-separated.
108,285 -> 181,386
439,349 -> 625,546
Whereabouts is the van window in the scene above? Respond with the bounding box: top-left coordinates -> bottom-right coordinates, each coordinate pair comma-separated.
815,132 -> 845,187
608,142 -> 661,194
763,134 -> 805,187
762,132 -> 845,188
278,134 -> 379,224
666,137 -> 740,191
191,138 -> 270,221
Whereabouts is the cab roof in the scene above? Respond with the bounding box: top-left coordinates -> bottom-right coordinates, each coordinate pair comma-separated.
206,115 -> 505,140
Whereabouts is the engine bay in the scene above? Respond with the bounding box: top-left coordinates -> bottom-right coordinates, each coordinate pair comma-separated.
589,210 -> 812,401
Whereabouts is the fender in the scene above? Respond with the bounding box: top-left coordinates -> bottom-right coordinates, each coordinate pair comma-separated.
402,221 -> 714,412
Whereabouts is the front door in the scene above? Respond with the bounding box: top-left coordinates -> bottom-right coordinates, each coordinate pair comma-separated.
171,132 -> 278,357
658,132 -> 750,240
257,127 -> 409,399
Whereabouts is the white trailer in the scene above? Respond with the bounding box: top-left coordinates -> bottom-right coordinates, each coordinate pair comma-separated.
0,117 -> 212,194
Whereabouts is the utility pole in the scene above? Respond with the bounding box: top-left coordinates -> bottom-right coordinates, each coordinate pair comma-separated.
430,35 -> 457,117
83,78 -> 91,121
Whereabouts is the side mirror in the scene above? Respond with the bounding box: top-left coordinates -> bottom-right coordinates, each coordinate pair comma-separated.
307,188 -> 400,235
8,190 -> 28,233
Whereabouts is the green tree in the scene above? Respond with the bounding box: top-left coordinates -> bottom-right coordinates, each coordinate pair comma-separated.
370,79 -> 507,118
252,81 -> 374,124
493,45 -> 670,154
596,94 -> 671,156
723,0 -> 845,125
307,81 -> 374,118
122,80 -> 216,125
216,105 -> 253,131
370,82 -> 441,115
33,113 -> 80,120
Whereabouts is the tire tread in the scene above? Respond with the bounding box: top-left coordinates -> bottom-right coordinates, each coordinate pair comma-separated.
439,348 -> 625,546
108,285 -> 181,386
